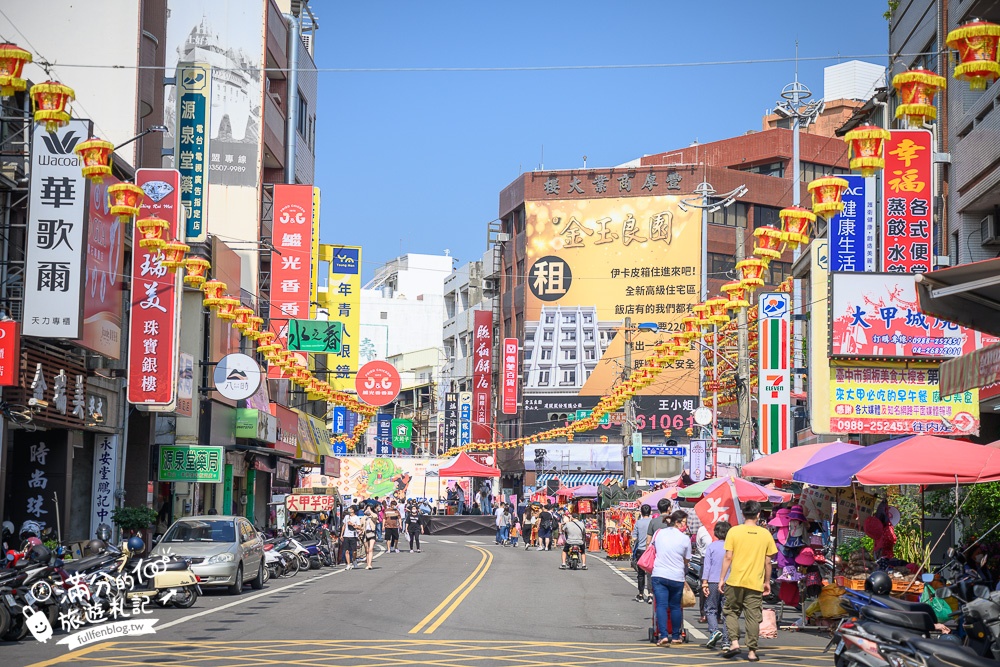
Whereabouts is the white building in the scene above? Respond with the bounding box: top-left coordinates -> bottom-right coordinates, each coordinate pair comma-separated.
824,60 -> 885,102
523,305 -> 618,396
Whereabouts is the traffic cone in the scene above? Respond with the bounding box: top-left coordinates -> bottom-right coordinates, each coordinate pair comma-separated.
589,532 -> 600,552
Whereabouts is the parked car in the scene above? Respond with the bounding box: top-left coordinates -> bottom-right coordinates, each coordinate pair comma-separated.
151,515 -> 265,595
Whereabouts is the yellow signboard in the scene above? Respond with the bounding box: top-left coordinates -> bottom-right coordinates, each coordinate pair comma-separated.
320,244 -> 361,391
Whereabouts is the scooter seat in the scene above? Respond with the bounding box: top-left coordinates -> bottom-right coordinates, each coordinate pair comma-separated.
872,595 -> 937,619
858,620 -> 924,644
861,606 -> 934,633
906,638 -> 997,667
298,539 -> 320,547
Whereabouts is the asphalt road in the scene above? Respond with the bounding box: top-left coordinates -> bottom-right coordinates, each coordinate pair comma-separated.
12,538 -> 833,666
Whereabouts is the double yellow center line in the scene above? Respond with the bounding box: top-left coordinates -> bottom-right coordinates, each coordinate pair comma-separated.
408,545 -> 493,635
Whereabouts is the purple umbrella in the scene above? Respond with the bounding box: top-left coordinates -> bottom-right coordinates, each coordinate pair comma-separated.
742,441 -> 860,481
793,436 -> 912,487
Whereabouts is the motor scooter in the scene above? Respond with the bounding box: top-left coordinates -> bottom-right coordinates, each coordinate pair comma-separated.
566,545 -> 583,570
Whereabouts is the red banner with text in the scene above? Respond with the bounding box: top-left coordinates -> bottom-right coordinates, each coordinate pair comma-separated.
501,337 -> 518,415
472,310 -> 493,443
268,185 -> 314,379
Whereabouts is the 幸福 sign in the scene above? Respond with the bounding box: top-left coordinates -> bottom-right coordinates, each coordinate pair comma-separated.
157,445 -> 224,483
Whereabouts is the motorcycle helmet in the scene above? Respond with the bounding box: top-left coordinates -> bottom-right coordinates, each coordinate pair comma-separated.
27,544 -> 51,564
96,523 -> 112,542
865,570 -> 892,596
2,521 -> 13,539
23,536 -> 42,550
19,520 -> 41,541
86,539 -> 106,555
127,536 -> 145,554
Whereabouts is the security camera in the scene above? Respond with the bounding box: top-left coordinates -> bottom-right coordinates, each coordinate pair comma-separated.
28,398 -> 49,409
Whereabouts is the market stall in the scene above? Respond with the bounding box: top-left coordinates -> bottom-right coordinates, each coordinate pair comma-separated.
427,453 -> 501,534
602,501 -> 639,559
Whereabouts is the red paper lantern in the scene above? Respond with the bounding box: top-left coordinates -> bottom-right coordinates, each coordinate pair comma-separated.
107,183 -> 145,222
721,280 -> 749,311
215,296 -> 240,320
843,125 -> 891,177
201,279 -> 227,308
892,69 -> 947,127
807,177 -> 850,220
30,80 -> 74,132
232,307 -> 254,332
135,216 -> 170,250
706,297 -> 730,325
161,239 -> 190,272
752,226 -> 785,263
778,205 -> 817,251
681,316 -> 700,340
946,20 -> 1000,91
736,259 -> 765,290
74,137 -> 114,183
182,257 -> 211,288
0,44 -> 32,97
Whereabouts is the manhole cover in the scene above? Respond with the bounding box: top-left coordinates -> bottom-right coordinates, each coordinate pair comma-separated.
579,624 -> 643,632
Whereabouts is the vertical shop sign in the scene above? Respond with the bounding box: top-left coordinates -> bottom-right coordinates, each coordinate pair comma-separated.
175,62 -> 211,242
391,419 -> 413,449
459,391 -> 472,446
501,338 -> 519,415
472,310 -> 493,442
830,175 -> 876,272
758,292 -> 791,455
90,435 -> 119,537
23,119 -> 92,338
268,185 -> 314,379
882,129 -> 933,273
444,392 -> 459,450
76,175 -> 125,358
327,245 -> 362,391
127,169 -> 183,409
331,406 -> 346,434
0,321 -> 20,386
176,352 -> 194,418
376,414 -> 392,455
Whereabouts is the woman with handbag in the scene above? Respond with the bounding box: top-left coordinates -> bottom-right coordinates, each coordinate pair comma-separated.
362,508 -> 378,570
648,510 -> 692,646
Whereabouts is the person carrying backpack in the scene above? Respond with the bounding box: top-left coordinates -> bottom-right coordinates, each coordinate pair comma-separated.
537,506 -> 555,551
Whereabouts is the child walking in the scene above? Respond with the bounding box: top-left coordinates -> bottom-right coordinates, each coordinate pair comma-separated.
510,515 -> 520,547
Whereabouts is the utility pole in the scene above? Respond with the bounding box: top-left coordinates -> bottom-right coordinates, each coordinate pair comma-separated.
735,213 -> 753,464
623,317 -> 634,485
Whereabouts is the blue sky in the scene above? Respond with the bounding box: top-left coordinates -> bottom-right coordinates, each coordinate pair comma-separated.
316,2 -> 890,281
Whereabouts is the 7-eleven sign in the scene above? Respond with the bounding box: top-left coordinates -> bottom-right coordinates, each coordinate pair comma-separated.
758,293 -> 791,456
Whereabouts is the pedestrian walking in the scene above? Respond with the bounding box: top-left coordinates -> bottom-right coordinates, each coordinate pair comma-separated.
341,506 -> 361,570
632,504 -> 653,603
537,505 -> 555,551
405,501 -> 422,552
497,505 -> 511,545
419,498 -> 432,534
718,501 -> 777,662
376,502 -> 385,541
384,501 -> 401,553
650,509 -> 692,647
509,514 -> 520,547
362,508 -> 378,570
702,520 -> 732,649
646,497 -> 674,542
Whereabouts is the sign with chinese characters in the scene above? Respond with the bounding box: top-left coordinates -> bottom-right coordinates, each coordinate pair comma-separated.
444,392 -> 459,451
830,175 -> 876,272
10,432 -> 67,531
472,310 -> 493,443
287,319 -> 343,353
882,129 -> 933,273
75,175 -> 125,358
175,61 -> 211,242
176,352 -> 194,418
90,435 -> 118,538
459,391 -> 472,445
522,395 -> 694,436
829,273 -> 997,360
157,445 -> 224,483
940,341 -> 1000,397
324,245 -> 362,391
127,169 -> 183,410
235,408 -> 277,443
376,414 -> 392,455
391,419 -> 412,449
523,195 -> 701,414
501,338 -> 519,415
758,293 -> 791,455
285,494 -> 336,512
270,403 -> 298,456
23,119 -> 92,338
0,321 -> 20,386
213,353 -> 261,401
642,445 -> 686,457
829,366 -> 979,436
355,360 -> 400,406
268,185 -> 314,379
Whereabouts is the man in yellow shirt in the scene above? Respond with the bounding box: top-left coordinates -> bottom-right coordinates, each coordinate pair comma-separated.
717,500 -> 777,662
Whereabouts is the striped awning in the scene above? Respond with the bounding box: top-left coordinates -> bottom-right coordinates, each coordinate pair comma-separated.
536,473 -> 624,486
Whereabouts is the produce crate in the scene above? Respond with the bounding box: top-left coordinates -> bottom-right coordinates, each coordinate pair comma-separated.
836,576 -> 922,594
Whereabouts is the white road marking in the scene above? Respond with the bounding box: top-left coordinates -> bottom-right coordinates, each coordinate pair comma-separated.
465,540 -> 483,544
438,539 -> 456,544
590,553 -> 707,640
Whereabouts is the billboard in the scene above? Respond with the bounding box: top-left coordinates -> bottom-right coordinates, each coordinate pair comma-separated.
523,394 -> 696,437
75,176 -> 125,358
829,365 -> 979,436
830,273 -> 998,360
882,129 -> 933,273
472,310 -> 493,442
522,195 -> 701,424
333,457 -> 464,503
324,245 -> 362,391
758,293 -> 791,455
268,185 -> 314,380
829,175 -> 876,272
501,338 -> 519,415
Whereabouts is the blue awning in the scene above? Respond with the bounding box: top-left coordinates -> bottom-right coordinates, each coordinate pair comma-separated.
536,473 -> 623,486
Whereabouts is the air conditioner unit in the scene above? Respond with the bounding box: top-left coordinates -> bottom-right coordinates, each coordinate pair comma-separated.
981,215 -> 1000,246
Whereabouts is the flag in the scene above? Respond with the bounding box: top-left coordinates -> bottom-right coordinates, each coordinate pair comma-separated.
695,479 -> 744,534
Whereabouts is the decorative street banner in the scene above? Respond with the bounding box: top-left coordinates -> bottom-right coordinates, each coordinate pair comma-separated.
689,439 -> 707,482
90,434 -> 118,538
376,414 -> 392,455
444,392 -> 459,451
472,310 -> 493,443
758,292 -> 791,455
174,62 -> 211,242
882,129 -> 933,273
391,419 -> 413,449
326,245 -> 362,391
75,175 -> 125,358
127,169 -> 183,409
24,119 -> 92,338
829,366 -> 979,436
829,175 -> 877,272
459,391 -> 473,446
286,319 -> 343,353
268,184 -> 314,380
157,445 -> 224,483
501,338 -> 519,415
829,273 -> 998,359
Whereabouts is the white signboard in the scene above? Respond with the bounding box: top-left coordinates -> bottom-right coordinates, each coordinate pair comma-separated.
689,439 -> 707,482
90,435 -> 119,538
23,120 -> 92,337
213,353 -> 261,400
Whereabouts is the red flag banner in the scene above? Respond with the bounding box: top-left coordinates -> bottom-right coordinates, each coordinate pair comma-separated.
695,480 -> 743,534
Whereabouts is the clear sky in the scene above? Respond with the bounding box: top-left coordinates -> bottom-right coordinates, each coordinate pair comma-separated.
316,2 -> 891,281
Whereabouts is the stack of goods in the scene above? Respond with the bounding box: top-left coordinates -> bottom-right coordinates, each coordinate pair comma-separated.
602,508 -> 637,559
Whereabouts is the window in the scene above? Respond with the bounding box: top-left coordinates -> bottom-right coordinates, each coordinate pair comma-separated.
516,259 -> 525,287
583,313 -> 594,324
562,329 -> 577,341
584,329 -> 595,342
540,349 -> 553,360
525,330 -> 535,342
741,161 -> 784,178
544,313 -> 555,324
380,311 -> 387,320
767,261 -> 792,284
562,313 -> 576,324
952,230 -> 960,266
753,205 -> 782,229
543,329 -> 554,342
524,348 -> 532,360
585,348 -> 597,360
800,161 -> 849,181
708,252 -> 737,279
561,369 -> 577,385
296,92 -> 308,137
538,371 -> 550,386
563,349 -> 577,361
706,201 -> 748,228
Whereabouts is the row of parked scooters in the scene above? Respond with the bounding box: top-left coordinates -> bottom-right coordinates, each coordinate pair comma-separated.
262,528 -> 337,580
832,548 -> 1000,667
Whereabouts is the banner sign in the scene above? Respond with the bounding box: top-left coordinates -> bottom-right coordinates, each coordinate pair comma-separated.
285,494 -> 336,512
331,406 -> 346,434
90,434 -> 118,538
829,273 -> 997,360
268,185 -> 314,379
882,129 -> 933,273
24,119 -> 92,338
501,338 -> 518,415
459,391 -> 472,446
689,439 -> 707,482
157,445 -> 224,483
444,392 -> 459,451
175,62 -> 211,242
0,321 -> 20,386
940,341 -> 1000,396
391,419 -> 412,449
830,175 -> 876,272
75,175 -> 125,358
472,310 -> 493,443
287,319 -> 343,353
127,169 -> 183,409
376,414 -> 392,455
326,245 -> 362,390
758,293 -> 791,455
642,445 -> 685,457
829,366 -> 979,436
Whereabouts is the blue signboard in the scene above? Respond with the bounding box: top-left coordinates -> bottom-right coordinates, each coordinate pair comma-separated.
459,391 -> 472,446
829,175 -> 876,272
333,441 -> 348,455
344,410 -> 358,436
331,406 -> 346,434
642,446 -> 687,457
376,413 -> 392,455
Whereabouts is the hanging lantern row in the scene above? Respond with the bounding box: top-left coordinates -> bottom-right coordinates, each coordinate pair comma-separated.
843,125 -> 891,177
891,69 -> 947,127
946,20 -> 1000,90
0,44 -> 32,97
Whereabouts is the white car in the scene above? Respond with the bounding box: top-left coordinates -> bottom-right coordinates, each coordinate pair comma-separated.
151,515 -> 265,594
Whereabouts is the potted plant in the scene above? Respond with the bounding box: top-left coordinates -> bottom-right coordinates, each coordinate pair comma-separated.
110,505 -> 158,538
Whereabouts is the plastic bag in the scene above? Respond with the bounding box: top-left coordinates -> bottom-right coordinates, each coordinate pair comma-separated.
682,582 -> 697,608
759,609 -> 778,638
920,586 -> 953,622
817,584 -> 848,618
